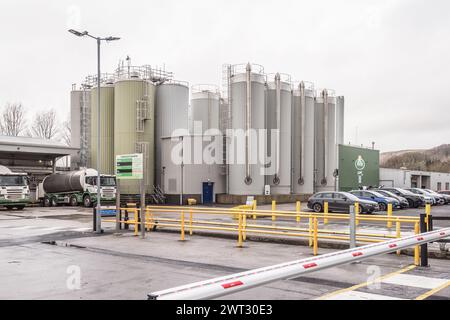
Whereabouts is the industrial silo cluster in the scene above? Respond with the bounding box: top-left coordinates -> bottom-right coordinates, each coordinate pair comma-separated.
70,61 -> 344,204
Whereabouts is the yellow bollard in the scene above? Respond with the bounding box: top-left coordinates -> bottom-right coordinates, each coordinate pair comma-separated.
313,217 -> 318,256
309,214 -> 313,247
189,209 -> 193,236
243,212 -> 247,241
180,211 -> 185,241
425,204 -> 431,228
355,202 -> 360,226
387,203 -> 393,228
253,200 -> 257,220
396,218 -> 401,256
134,208 -> 139,236
324,202 -> 329,225
414,222 -> 420,266
272,200 -> 276,221
237,213 -> 243,247
296,201 -> 301,223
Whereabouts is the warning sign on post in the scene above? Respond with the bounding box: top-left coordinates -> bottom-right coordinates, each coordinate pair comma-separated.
115,154 -> 143,180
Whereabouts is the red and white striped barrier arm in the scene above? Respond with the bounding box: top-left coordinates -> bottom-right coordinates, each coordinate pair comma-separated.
148,228 -> 450,300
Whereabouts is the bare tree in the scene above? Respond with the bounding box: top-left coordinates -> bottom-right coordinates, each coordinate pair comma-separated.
31,109 -> 58,140
0,103 -> 27,136
61,118 -> 71,146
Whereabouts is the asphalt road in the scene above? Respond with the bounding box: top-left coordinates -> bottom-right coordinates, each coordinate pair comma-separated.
0,206 -> 449,300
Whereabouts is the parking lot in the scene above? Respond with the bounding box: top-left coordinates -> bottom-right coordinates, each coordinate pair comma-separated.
0,205 -> 449,300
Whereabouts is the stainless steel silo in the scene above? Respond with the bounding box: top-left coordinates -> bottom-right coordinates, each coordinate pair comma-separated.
292,81 -> 315,194
314,89 -> 337,192
91,84 -> 114,175
336,96 -> 345,146
190,85 -> 220,132
114,75 -> 156,195
70,86 -> 91,169
228,63 -> 266,195
155,81 -> 189,186
266,73 -> 292,194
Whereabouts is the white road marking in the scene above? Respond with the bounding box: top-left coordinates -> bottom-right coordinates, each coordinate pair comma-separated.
324,290 -> 405,300
382,274 -> 449,290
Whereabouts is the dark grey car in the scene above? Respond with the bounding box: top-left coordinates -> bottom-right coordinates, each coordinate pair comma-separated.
307,191 -> 379,214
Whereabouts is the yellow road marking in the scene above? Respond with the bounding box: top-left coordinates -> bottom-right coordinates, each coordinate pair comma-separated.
316,265 -> 416,300
415,280 -> 450,300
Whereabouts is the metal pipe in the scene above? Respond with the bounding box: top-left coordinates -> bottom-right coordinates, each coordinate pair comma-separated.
273,73 -> 281,185
148,227 -> 450,300
244,63 -> 252,185
322,89 -> 328,186
299,81 -> 306,185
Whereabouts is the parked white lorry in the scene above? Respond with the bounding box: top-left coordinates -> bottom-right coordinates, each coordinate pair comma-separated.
39,168 -> 116,207
0,165 -> 30,210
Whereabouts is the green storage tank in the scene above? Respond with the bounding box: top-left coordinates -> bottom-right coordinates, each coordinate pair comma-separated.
91,85 -> 114,174
338,144 -> 380,191
114,78 -> 155,195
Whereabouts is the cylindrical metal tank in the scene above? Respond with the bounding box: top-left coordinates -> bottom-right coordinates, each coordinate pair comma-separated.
336,96 -> 345,146
266,73 -> 292,194
314,89 -> 337,191
114,78 -> 156,195
91,84 -> 114,175
155,81 -> 189,186
292,81 -> 315,194
228,63 -> 266,195
42,170 -> 86,193
190,84 -> 220,132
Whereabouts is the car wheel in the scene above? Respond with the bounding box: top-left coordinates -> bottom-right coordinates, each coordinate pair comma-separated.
83,195 -> 92,208
69,196 -> 78,207
44,197 -> 51,207
313,203 -> 323,213
379,203 -> 387,211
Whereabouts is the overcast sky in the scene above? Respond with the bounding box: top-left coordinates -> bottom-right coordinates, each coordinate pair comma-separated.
0,0 -> 449,152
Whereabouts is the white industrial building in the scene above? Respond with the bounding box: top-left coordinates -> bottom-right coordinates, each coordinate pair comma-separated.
380,168 -> 450,191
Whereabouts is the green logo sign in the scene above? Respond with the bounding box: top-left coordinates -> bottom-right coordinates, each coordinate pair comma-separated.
115,154 -> 143,180
355,155 -> 366,171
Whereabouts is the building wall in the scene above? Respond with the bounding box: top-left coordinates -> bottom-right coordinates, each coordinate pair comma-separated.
380,168 -> 450,191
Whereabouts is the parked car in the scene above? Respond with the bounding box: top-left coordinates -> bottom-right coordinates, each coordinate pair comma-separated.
423,189 -> 450,205
307,191 -> 379,214
376,190 -> 409,209
406,188 -> 440,205
379,187 -> 424,208
439,190 -> 450,196
350,190 -> 400,211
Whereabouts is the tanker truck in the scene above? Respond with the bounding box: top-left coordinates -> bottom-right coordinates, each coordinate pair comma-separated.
0,165 -> 30,210
40,168 -> 116,207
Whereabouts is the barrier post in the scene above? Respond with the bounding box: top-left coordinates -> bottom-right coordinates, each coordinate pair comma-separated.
387,204 -> 393,228
309,214 -> 313,247
324,202 -> 329,225
134,208 -> 139,236
237,212 -> 243,248
145,209 -> 150,232
313,217 -> 318,256
180,210 -> 185,241
296,201 -> 301,223
396,218 -> 401,255
419,214 -> 429,267
355,202 -> 360,226
115,181 -> 121,232
349,205 -> 356,248
189,209 -> 193,236
414,222 -> 420,266
252,200 -> 257,220
243,211 -> 247,241
272,201 -> 276,222
425,204 -> 431,228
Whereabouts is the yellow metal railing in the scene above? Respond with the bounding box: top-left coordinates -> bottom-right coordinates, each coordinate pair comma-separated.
104,202 -> 421,260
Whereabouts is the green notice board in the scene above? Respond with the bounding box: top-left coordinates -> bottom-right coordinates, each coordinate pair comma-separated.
338,145 -> 380,191
115,154 -> 143,180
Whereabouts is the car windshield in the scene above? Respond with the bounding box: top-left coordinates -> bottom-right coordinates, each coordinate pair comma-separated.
382,191 -> 398,198
341,192 -> 360,201
369,191 -> 385,198
398,189 -> 416,196
0,175 -> 27,186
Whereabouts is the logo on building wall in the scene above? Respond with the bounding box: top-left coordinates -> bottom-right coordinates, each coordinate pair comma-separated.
355,155 -> 366,184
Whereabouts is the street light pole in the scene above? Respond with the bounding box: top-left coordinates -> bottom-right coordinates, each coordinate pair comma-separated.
68,29 -> 120,234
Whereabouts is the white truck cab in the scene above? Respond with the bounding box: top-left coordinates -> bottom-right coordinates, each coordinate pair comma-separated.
0,165 -> 30,210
